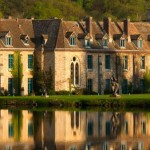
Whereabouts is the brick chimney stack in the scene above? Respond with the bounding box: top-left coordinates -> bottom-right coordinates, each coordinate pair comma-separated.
85,17 -> 92,36
103,17 -> 111,41
124,18 -> 130,42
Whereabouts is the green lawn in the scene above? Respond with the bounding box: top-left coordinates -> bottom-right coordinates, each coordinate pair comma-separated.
0,94 -> 150,111
0,93 -> 150,101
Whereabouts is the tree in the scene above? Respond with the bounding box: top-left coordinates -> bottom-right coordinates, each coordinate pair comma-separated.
11,51 -> 23,96
33,54 -> 44,95
143,68 -> 150,93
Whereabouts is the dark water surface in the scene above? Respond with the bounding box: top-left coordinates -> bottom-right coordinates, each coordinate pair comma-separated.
0,110 -> 149,150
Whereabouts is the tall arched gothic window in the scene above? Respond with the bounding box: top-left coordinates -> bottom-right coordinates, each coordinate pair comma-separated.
71,57 -> 80,86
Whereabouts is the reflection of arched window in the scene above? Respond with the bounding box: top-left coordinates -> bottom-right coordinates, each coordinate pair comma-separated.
71,57 -> 80,86
71,112 -> 74,128
71,111 -> 80,129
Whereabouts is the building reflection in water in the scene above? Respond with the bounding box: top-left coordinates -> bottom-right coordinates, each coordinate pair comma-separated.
0,110 -> 150,150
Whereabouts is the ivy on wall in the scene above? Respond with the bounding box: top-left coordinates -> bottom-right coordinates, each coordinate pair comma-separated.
11,51 -> 23,96
33,54 -> 53,95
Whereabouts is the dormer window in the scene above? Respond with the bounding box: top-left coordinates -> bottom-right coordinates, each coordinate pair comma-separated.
0,31 -> 12,47
131,34 -> 143,49
6,36 -> 12,46
120,39 -> 126,48
20,34 -> 30,45
85,39 -> 90,48
70,36 -> 76,46
138,39 -> 143,48
65,31 -> 77,46
103,38 -> 108,48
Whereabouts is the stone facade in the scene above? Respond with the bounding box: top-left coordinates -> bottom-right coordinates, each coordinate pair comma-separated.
1,17 -> 150,95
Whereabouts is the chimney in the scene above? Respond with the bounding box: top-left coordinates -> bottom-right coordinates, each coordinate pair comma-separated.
85,17 -> 92,36
103,17 -> 111,41
124,18 -> 130,42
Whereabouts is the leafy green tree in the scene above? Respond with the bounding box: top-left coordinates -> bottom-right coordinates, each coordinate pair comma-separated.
143,68 -> 150,93
11,51 -> 23,96
33,54 -> 44,95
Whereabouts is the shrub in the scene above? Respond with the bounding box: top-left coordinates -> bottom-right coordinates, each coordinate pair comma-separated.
104,89 -> 111,94
48,90 -> 56,95
73,88 -> 97,95
55,90 -> 70,95
4,90 -> 8,96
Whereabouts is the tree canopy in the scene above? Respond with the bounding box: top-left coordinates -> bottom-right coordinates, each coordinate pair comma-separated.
0,0 -> 150,21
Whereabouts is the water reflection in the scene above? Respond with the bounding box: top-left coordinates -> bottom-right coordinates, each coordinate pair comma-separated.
0,110 -> 150,150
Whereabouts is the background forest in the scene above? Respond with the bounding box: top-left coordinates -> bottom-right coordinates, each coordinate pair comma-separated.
0,0 -> 150,21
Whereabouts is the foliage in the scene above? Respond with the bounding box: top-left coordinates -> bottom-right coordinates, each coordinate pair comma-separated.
0,0 -> 149,21
143,68 -> 150,93
55,90 -> 71,95
33,54 -> 53,95
11,51 -> 23,96
33,54 -> 44,95
12,111 -> 23,141
72,88 -> 97,95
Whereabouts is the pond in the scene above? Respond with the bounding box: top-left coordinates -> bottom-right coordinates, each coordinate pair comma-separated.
0,109 -> 149,150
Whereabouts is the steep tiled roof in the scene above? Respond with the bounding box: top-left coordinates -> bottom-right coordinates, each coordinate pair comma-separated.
0,19 -> 35,48
0,18 -> 150,51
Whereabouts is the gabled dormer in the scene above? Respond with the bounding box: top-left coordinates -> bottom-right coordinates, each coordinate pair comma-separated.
0,31 -> 12,46
131,34 -> 143,49
113,33 -> 127,49
65,31 -> 77,46
20,34 -> 30,45
41,34 -> 48,45
85,34 -> 90,48
95,33 -> 108,48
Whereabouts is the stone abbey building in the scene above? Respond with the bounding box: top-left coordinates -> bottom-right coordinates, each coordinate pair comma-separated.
0,17 -> 150,95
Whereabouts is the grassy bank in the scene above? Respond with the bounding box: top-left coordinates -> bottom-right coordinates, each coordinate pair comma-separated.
0,94 -> 150,111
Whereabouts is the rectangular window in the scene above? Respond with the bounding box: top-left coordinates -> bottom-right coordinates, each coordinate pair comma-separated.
140,79 -> 144,93
8,54 -> 13,69
87,55 -> 93,69
121,144 -> 126,150
28,78 -> 33,95
138,40 -> 143,48
123,56 -> 128,70
142,121 -> 146,134
141,56 -> 145,69
6,37 -> 12,46
122,79 -> 128,94
120,39 -> 126,48
106,121 -> 111,136
28,122 -> 33,137
87,79 -> 93,91
28,54 -> 33,69
138,142 -> 144,150
85,39 -> 90,48
103,142 -> 109,150
70,37 -> 76,46
8,78 -> 13,95
105,79 -> 110,91
103,39 -> 108,48
88,121 -> 93,136
105,55 -> 110,70
124,121 -> 128,134
8,122 -> 13,137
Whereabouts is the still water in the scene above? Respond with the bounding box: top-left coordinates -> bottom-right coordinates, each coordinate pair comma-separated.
0,110 -> 149,150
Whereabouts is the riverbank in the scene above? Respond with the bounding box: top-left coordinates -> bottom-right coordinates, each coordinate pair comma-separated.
0,94 -> 150,111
